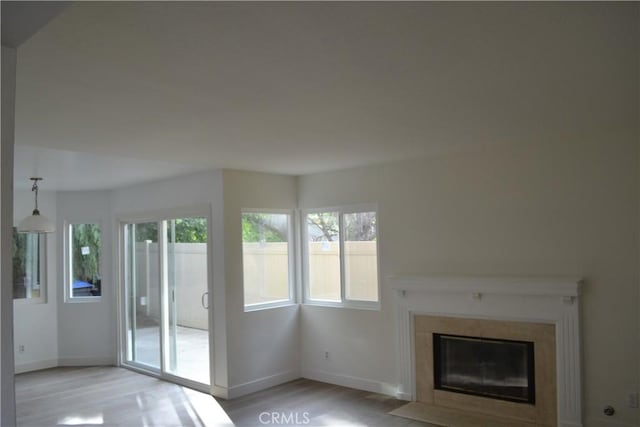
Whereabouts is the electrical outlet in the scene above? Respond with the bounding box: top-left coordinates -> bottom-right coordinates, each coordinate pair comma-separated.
324,350 -> 329,360
18,345 -> 24,354
627,392 -> 639,409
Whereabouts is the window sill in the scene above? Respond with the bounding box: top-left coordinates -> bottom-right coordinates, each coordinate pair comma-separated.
302,299 -> 381,311
244,300 -> 297,312
65,296 -> 102,304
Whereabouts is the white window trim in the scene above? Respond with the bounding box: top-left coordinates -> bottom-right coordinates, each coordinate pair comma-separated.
301,204 -> 381,311
65,221 -> 103,303
241,208 -> 297,312
13,231 -> 47,305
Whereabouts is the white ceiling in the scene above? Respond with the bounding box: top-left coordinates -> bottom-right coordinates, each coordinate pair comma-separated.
12,2 -> 638,183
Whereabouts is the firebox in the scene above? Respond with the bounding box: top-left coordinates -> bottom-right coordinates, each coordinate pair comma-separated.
433,333 -> 536,404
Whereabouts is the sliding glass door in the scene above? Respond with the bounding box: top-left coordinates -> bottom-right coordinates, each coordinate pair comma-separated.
123,215 -> 210,388
125,221 -> 161,369
165,217 -> 210,384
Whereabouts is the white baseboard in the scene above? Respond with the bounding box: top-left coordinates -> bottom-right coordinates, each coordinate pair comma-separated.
14,359 -> 58,374
302,368 -> 399,398
228,369 -> 300,399
58,357 -> 115,367
15,356 -> 116,374
395,392 -> 412,401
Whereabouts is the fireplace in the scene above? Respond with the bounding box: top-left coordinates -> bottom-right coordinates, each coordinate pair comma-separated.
412,314 -> 556,425
390,276 -> 583,427
433,333 -> 535,404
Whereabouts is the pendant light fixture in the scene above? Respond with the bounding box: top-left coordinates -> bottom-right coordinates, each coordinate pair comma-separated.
18,177 -> 55,233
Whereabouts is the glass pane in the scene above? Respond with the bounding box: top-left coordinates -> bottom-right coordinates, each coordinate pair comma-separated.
242,213 -> 290,307
12,228 -> 42,299
70,223 -> 101,297
344,211 -> 378,302
435,334 -> 534,403
166,217 -> 210,385
126,222 -> 160,369
306,212 -> 340,301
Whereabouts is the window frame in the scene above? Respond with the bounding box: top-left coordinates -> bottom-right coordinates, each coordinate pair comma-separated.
241,208 -> 296,312
12,228 -> 47,305
301,204 -> 381,310
65,221 -> 103,303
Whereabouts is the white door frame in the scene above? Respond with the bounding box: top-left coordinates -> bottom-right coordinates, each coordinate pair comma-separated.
115,205 -> 215,394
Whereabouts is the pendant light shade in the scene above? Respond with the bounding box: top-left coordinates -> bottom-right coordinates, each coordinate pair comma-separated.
17,211 -> 55,233
18,177 -> 55,234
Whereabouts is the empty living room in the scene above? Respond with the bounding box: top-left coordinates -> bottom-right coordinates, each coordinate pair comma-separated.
1,2 -> 639,427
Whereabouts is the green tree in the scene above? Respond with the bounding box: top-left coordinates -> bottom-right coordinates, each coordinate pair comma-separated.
133,218 -> 208,243
168,218 -> 207,243
242,213 -> 287,242
12,228 -> 26,281
72,224 -> 101,282
134,222 -> 158,242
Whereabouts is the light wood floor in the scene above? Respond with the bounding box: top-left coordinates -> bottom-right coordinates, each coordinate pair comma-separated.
16,366 -> 437,427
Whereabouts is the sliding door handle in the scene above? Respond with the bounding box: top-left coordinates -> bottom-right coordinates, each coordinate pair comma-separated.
201,291 -> 209,309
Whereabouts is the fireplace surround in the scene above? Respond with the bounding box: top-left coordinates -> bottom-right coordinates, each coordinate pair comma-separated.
414,314 -> 556,425
391,276 -> 582,427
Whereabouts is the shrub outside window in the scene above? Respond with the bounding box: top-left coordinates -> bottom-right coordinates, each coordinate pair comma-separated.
69,223 -> 102,299
242,211 -> 294,310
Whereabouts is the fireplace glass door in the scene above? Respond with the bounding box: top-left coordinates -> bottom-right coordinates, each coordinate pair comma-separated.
433,334 -> 535,404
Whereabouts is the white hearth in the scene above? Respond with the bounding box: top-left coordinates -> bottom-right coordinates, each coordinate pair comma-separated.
390,276 -> 583,427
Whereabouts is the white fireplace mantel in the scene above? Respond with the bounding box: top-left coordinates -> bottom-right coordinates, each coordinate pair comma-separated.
390,275 -> 583,427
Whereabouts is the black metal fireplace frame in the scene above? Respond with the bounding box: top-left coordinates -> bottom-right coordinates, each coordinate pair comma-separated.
433,333 -> 536,405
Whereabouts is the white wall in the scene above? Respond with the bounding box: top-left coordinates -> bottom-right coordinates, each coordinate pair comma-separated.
56,190 -> 115,365
13,190 -> 58,373
298,137 -> 639,426
222,170 -> 300,397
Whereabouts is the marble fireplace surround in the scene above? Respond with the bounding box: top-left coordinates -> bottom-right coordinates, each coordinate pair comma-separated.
390,276 -> 583,427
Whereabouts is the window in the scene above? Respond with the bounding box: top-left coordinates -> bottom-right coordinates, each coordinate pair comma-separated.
242,211 -> 293,310
68,223 -> 102,299
304,206 -> 379,308
343,211 -> 379,302
12,227 -> 45,302
306,212 -> 340,301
